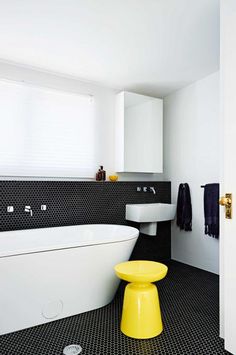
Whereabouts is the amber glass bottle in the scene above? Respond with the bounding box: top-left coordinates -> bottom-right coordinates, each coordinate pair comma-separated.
100,166 -> 106,181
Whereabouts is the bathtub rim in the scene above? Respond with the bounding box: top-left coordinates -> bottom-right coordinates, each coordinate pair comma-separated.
0,224 -> 139,258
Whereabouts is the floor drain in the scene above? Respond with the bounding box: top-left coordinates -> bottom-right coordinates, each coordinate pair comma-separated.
63,344 -> 82,355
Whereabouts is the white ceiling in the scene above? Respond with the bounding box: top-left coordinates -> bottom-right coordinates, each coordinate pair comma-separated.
0,0 -> 219,97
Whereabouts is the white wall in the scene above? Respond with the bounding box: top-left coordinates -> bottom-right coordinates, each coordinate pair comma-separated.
164,72 -> 220,274
0,60 -> 164,181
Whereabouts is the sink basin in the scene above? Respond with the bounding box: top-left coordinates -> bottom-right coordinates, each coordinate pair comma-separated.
126,203 -> 176,223
126,203 -> 176,236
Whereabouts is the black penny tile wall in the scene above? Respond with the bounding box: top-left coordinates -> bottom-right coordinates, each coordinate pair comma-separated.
0,180 -> 171,261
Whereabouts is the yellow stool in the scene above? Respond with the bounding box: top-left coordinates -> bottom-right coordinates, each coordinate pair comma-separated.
114,260 -> 168,339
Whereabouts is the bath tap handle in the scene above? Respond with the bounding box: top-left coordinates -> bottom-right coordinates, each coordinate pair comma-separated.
7,206 -> 14,213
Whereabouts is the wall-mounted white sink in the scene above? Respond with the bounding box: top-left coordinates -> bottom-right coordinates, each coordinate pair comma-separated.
126,203 -> 176,236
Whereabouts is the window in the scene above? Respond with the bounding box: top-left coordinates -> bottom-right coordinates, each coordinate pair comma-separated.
0,79 -> 96,177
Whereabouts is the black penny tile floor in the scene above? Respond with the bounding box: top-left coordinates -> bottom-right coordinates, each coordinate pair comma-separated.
0,261 -> 230,355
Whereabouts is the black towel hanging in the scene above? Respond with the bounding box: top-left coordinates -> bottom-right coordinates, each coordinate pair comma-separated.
176,183 -> 192,231
204,183 -> 219,239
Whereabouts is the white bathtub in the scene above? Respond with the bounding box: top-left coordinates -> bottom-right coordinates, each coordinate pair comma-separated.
0,224 -> 139,335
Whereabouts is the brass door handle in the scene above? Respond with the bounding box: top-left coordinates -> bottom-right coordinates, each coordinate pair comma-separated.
219,196 -> 232,207
219,193 -> 232,219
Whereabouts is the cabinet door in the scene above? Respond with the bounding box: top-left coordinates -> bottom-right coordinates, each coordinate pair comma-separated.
124,98 -> 163,172
115,91 -> 163,173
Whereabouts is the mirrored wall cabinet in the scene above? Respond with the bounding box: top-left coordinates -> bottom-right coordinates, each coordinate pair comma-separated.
115,91 -> 163,173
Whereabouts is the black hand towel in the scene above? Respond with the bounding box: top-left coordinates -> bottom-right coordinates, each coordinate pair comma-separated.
204,183 -> 219,239
176,183 -> 192,231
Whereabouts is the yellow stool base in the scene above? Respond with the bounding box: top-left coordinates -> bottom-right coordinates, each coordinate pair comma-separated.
115,260 -> 168,339
121,282 -> 163,339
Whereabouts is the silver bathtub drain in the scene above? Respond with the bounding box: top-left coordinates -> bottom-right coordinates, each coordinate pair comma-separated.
63,344 -> 82,355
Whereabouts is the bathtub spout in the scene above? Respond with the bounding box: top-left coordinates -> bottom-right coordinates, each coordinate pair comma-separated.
25,206 -> 33,216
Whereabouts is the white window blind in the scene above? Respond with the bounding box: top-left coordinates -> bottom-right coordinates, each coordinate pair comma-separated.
0,80 -> 96,177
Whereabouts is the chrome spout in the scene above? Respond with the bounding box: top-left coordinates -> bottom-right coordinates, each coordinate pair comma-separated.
25,206 -> 33,216
150,187 -> 156,195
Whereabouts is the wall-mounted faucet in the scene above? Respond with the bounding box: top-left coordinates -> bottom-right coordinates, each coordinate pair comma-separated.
136,186 -> 156,194
6,205 -> 47,216
25,206 -> 33,217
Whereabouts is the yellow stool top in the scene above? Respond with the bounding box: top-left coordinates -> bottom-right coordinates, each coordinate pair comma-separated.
115,260 -> 168,283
